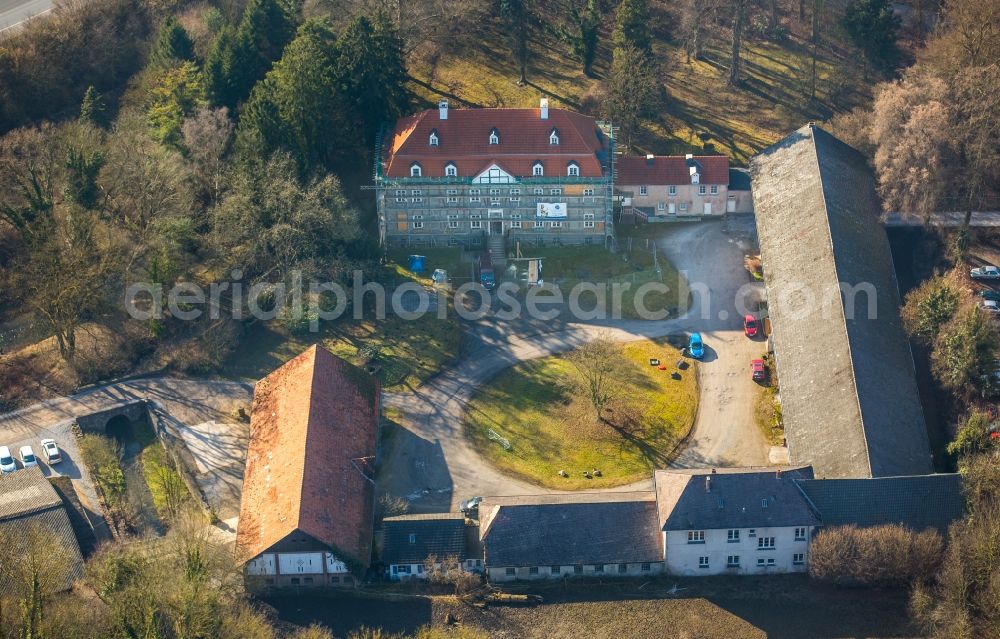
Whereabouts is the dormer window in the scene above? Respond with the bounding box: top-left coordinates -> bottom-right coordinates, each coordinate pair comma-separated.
429,130 -> 439,146
445,162 -> 458,177
567,161 -> 580,177
532,161 -> 544,177
489,128 -> 499,145
410,162 -> 422,177
549,128 -> 559,145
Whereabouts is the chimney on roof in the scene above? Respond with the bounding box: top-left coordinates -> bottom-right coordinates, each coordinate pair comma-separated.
439,100 -> 448,120
705,476 -> 712,493
776,469 -> 783,479
646,154 -> 655,166
685,153 -> 694,160
540,98 -> 549,120
711,468 -> 717,474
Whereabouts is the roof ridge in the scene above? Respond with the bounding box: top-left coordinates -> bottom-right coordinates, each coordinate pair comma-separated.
805,125 -> 874,478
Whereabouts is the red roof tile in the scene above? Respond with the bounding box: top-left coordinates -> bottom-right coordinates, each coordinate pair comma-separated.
384,107 -> 607,178
236,345 -> 380,569
617,155 -> 730,186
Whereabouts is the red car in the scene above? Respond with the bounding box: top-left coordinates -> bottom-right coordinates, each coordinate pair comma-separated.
751,359 -> 766,382
744,315 -> 759,338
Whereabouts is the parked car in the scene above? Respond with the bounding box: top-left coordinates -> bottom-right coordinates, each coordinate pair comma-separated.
19,445 -> 38,468
743,315 -> 759,338
0,446 -> 15,474
971,265 -> 1000,279
978,289 -> 1000,302
751,359 -> 767,382
982,300 -> 1000,315
40,439 -> 62,465
460,496 -> 483,516
687,333 -> 705,359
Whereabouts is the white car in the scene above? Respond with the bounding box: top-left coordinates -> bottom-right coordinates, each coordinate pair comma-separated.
40,439 -> 62,465
0,446 -> 15,474
982,300 -> 1000,315
971,265 -> 1000,279
19,445 -> 38,469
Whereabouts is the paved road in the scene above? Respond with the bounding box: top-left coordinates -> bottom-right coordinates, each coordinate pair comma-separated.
0,378 -> 251,538
381,220 -> 771,513
0,0 -> 51,32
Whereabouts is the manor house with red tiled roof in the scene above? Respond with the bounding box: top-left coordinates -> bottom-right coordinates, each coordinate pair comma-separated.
376,99 -> 615,248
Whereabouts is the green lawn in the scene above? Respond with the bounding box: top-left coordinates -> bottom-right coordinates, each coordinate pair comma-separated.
508,245 -> 690,319
465,338 -> 698,489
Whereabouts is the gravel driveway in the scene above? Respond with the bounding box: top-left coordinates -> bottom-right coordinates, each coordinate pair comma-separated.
380,219 -> 772,513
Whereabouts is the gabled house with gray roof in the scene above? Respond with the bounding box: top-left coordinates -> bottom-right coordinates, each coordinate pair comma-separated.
0,467 -> 85,595
750,124 -> 933,479
479,492 -> 664,581
382,513 -> 481,579
654,467 -> 819,575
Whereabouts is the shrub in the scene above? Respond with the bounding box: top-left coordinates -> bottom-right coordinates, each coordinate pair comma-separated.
809,524 -> 944,587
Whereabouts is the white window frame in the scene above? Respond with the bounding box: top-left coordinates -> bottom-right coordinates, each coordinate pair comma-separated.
583,220 -> 595,228
446,164 -> 457,177
550,132 -> 559,145
711,185 -> 719,195
567,164 -> 579,177
699,185 -> 707,195
470,197 -> 482,203
550,188 -> 562,195
679,202 -> 688,212
447,196 -> 459,204
727,529 -> 740,542
412,221 -> 424,229
687,531 -> 706,544
411,189 -> 422,196
412,197 -> 424,203
429,132 -> 438,146
510,188 -> 521,195
549,221 -> 563,228
395,197 -> 407,203
470,220 -> 482,229
533,163 -> 544,177
727,555 -> 740,567
794,528 -> 807,541
395,189 -> 406,196
489,132 -> 499,145
698,556 -> 709,568
639,186 -> 648,196
668,185 -> 677,196
583,188 -> 594,196
489,188 -> 501,195
470,188 -> 481,195
446,188 -> 459,195
410,164 -> 422,177
657,202 -> 666,211
533,188 -> 544,195
510,220 -> 522,228
758,536 -> 775,550
510,197 -> 520,203
793,553 -> 805,565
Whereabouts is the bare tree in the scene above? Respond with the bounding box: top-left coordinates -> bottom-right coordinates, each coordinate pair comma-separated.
728,0 -> 748,87
423,554 -> 481,594
182,106 -> 234,206
564,337 -> 626,418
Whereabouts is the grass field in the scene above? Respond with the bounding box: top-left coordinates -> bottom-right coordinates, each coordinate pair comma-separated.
465,337 -> 697,489
407,0 -> 871,163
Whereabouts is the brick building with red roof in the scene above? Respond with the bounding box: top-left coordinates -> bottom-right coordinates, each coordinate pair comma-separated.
236,345 -> 380,590
376,99 -> 615,249
616,154 -> 754,220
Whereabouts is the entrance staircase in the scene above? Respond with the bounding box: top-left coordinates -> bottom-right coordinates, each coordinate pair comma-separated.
488,233 -> 507,267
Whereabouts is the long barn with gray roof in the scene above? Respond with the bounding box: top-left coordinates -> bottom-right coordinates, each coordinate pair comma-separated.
750,124 -> 932,478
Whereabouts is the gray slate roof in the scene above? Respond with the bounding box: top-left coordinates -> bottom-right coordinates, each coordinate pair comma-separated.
654,466 -> 819,531
796,474 -> 966,533
0,467 -> 85,594
382,513 -> 468,565
481,496 -> 662,567
750,124 -> 932,478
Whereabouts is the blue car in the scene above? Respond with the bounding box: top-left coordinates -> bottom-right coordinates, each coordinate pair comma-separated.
688,332 -> 705,359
